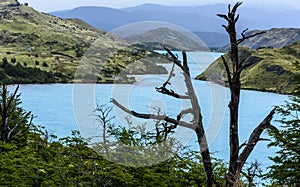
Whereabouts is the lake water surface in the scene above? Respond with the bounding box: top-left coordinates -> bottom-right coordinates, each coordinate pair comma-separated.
9,51 -> 289,174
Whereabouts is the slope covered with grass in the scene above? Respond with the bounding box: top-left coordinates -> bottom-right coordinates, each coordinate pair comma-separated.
0,0 -> 170,84
197,43 -> 300,94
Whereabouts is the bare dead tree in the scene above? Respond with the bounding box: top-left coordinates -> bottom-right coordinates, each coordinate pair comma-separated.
111,48 -> 216,186
112,2 -> 277,186
217,2 -> 276,186
94,104 -> 115,157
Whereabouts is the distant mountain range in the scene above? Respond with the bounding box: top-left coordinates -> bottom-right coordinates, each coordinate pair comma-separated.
50,4 -> 300,49
50,3 -> 300,34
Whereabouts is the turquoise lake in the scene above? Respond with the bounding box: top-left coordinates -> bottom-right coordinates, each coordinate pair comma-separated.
8,51 -> 289,174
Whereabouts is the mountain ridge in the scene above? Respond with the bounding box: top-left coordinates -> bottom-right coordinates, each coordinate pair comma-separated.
50,3 -> 300,33
124,27 -> 208,51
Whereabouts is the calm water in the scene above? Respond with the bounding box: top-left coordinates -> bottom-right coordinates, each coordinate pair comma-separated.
9,51 -> 289,175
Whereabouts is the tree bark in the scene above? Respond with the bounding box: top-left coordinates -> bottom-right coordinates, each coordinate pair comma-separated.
112,49 -> 216,186
217,2 -> 274,186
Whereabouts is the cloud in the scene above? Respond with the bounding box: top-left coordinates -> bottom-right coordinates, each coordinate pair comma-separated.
18,0 -> 300,12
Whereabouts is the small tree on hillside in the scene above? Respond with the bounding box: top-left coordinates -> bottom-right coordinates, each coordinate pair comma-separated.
112,2 -> 276,186
267,62 -> 300,185
267,96 -> 300,185
0,84 -> 33,142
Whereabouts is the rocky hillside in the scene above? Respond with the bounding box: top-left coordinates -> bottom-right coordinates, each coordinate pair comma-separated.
197,43 -> 300,94
0,0 -> 169,84
218,28 -> 300,52
124,28 -> 208,51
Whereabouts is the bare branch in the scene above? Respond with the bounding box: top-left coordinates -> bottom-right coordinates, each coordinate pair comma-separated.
177,108 -> 193,121
241,28 -> 249,38
155,61 -> 189,99
111,98 -> 196,130
164,47 -> 185,71
221,55 -> 232,85
234,14 -> 240,23
156,57 -> 190,99
222,24 -> 227,29
217,14 -> 229,22
163,63 -> 175,88
155,87 -> 190,99
239,140 -> 248,150
239,138 -> 271,151
7,85 -> 19,112
237,108 -> 276,173
258,138 -> 271,142
7,123 -> 19,138
8,114 -> 33,141
231,2 -> 243,15
182,51 -> 190,75
237,30 -> 267,45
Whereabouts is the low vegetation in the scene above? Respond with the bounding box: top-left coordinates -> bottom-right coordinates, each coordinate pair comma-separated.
0,0 -> 170,84
0,85 -> 229,187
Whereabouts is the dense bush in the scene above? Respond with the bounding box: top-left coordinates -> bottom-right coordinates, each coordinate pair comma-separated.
0,58 -> 61,84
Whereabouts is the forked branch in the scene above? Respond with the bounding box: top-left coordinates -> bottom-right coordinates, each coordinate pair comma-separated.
237,108 -> 277,173
111,98 -> 196,130
237,29 -> 267,45
155,87 -> 190,99
112,48 -> 216,186
164,47 -> 185,71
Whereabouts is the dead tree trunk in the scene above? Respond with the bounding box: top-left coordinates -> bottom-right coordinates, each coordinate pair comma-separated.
217,2 -> 276,186
112,2 -> 278,186
112,48 -> 216,186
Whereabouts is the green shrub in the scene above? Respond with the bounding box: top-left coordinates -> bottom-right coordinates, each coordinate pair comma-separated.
42,62 -> 48,67
10,57 -> 16,63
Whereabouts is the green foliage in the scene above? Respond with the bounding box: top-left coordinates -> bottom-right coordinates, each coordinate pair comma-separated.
0,2 -> 171,85
0,58 -> 61,84
0,126 -> 228,186
0,93 -> 227,186
42,61 -> 48,67
10,57 -> 16,63
0,85 -> 33,142
267,62 -> 300,185
267,96 -> 300,186
96,47 -> 169,83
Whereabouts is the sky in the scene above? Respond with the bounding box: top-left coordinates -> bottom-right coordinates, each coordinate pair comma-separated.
17,0 -> 300,12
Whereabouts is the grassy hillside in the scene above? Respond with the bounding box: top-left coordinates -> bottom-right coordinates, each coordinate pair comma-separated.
197,43 -> 300,94
0,0 -> 170,84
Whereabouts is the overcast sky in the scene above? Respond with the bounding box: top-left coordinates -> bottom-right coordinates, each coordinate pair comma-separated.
17,0 -> 300,12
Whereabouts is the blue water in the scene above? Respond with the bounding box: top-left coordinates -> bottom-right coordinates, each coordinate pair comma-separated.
8,51 -> 289,179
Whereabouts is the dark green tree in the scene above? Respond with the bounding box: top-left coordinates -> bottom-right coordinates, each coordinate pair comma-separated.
267,96 -> 300,185
267,62 -> 300,185
0,85 -> 33,142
